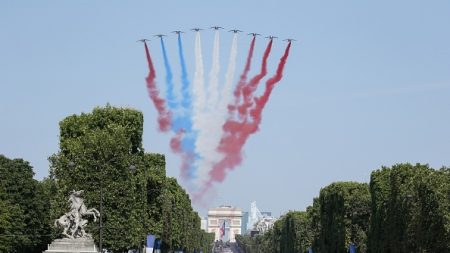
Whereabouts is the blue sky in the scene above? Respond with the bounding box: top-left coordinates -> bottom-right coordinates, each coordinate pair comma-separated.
1,0 -> 449,216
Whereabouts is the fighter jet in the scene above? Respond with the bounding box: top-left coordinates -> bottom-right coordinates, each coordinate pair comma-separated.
172,30 -> 184,35
210,26 -> 224,30
229,29 -> 243,33
136,39 -> 150,43
248,32 -> 261,37
265,35 -> 278,40
153,34 -> 167,38
191,28 -> 203,32
283,38 -> 297,42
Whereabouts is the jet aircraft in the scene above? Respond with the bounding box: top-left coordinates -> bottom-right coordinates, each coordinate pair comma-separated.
172,31 -> 184,34
283,38 -> 297,42
210,26 -> 224,30
265,35 -> 278,39
136,39 -> 150,43
191,28 -> 203,32
154,34 -> 167,38
248,33 -> 261,37
229,29 -> 243,33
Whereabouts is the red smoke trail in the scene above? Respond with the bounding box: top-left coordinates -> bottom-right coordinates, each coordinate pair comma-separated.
207,41 -> 292,185
249,42 -> 292,125
237,39 -> 273,119
170,131 -> 193,179
144,42 -> 171,132
228,37 -> 256,114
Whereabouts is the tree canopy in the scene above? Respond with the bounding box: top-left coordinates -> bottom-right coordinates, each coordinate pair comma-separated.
49,105 -> 213,253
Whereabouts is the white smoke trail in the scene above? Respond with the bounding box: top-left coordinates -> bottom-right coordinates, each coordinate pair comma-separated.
192,32 -> 205,113
190,31 -> 206,182
206,30 -> 221,108
195,32 -> 239,184
219,33 -> 238,113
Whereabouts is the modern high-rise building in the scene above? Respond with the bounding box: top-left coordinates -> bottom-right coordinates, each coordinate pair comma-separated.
207,205 -> 242,242
241,211 -> 273,234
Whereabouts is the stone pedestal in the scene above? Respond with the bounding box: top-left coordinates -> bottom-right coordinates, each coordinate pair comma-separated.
43,238 -> 98,253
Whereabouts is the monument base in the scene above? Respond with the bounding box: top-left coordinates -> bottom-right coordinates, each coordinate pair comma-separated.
43,238 -> 98,253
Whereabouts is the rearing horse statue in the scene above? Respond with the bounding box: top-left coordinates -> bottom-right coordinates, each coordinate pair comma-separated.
55,190 -> 100,238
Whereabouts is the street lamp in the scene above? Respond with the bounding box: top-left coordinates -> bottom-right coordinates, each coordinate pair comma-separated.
68,159 -> 132,253
128,164 -> 145,253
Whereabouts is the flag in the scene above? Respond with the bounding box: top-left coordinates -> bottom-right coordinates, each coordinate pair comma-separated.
349,243 -> 357,253
219,220 -> 225,238
146,234 -> 156,253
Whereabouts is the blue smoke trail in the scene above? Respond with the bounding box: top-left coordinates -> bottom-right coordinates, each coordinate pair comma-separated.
178,34 -> 191,111
176,34 -> 198,179
160,38 -> 177,115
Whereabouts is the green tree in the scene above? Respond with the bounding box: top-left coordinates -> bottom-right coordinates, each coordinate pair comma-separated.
369,163 -> 450,253
49,105 -> 213,253
0,155 -> 52,253
316,182 -> 371,253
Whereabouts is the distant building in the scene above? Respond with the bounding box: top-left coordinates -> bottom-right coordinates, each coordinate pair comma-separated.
242,211 -> 273,234
245,201 -> 275,235
201,217 -> 208,231
207,205 -> 242,242
241,211 -> 249,234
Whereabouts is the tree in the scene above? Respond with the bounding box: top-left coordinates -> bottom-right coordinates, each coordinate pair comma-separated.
316,182 -> 371,253
49,105 -> 214,253
0,155 -> 52,253
369,163 -> 450,253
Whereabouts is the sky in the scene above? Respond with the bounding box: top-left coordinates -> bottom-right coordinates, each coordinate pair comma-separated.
1,0 -> 449,216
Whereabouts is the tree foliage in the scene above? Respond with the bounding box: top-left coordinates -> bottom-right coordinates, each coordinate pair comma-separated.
49,105 -> 213,253
315,182 -> 371,253
369,163 -> 450,253
238,164 -> 449,253
0,155 -> 53,253
236,211 -> 313,253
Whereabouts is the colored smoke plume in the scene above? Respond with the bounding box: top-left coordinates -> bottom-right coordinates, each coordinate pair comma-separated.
229,36 -> 256,114
144,42 -> 171,132
237,40 -> 273,119
207,41 -> 292,185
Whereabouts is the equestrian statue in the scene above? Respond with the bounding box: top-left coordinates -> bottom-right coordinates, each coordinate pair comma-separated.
55,190 -> 100,239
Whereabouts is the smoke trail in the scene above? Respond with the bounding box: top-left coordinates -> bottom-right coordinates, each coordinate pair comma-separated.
170,33 -> 196,180
229,36 -> 256,115
206,30 -> 221,109
249,42 -> 292,128
143,42 -> 171,132
160,38 -> 177,114
178,33 -> 191,113
219,33 -> 239,112
196,30 -> 242,184
207,42 -> 292,186
192,32 -> 206,117
175,33 -> 194,146
190,31 -> 206,179
237,39 -> 273,119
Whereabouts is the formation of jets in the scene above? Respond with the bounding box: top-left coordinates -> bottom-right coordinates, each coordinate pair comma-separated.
138,27 -> 295,42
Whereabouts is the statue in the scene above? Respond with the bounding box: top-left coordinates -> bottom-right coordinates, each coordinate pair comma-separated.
55,190 -> 100,239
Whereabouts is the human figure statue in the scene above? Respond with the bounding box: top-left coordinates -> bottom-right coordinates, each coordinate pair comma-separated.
54,190 -> 100,238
